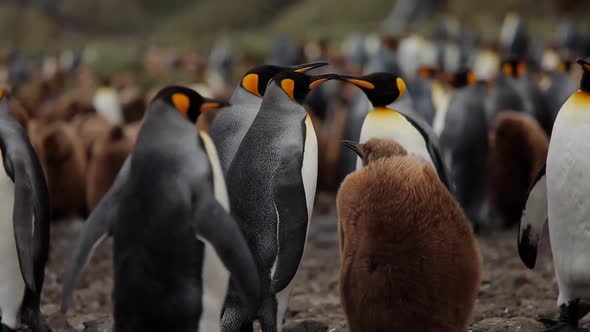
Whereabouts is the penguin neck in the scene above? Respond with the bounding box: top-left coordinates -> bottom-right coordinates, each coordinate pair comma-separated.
371,106 -> 398,114
260,84 -> 305,114
581,70 -> 590,93
231,86 -> 262,105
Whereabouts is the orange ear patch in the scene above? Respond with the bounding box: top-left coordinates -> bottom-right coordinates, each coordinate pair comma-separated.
172,93 -> 190,117
242,73 -> 261,97
346,79 -> 375,89
201,102 -> 222,112
467,72 -> 477,85
502,63 -> 513,76
281,79 -> 296,101
583,63 -> 590,72
396,78 -> 406,97
0,87 -> 3,99
309,78 -> 328,89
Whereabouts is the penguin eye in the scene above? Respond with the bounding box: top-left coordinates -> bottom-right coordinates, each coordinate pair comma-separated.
172,93 -> 190,117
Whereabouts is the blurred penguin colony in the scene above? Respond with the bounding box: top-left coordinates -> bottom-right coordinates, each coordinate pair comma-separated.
1,6 -> 590,332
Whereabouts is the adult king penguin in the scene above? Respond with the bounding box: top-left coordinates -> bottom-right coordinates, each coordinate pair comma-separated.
62,86 -> 261,332
223,71 -> 336,332
210,61 -> 327,174
337,73 -> 451,189
518,58 -> 590,331
0,88 -> 51,332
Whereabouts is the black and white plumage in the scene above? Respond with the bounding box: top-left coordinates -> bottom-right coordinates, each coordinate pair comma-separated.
0,91 -> 50,332
518,59 -> 590,330
223,71 -> 334,332
210,62 -> 327,175
62,86 -> 260,332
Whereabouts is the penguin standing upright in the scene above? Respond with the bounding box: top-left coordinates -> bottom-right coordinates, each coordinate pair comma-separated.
439,72 -> 489,226
223,71 -> 336,332
0,88 -> 51,332
61,86 -> 260,332
336,73 -> 451,189
210,62 -> 327,174
518,58 -> 590,331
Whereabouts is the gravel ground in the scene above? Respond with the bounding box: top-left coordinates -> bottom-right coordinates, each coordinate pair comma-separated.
22,194 -> 589,332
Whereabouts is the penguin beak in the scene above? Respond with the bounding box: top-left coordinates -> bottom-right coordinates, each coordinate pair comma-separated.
289,61 -> 329,73
342,140 -> 363,159
576,58 -> 590,71
200,98 -> 230,112
309,74 -> 339,89
335,75 -> 375,90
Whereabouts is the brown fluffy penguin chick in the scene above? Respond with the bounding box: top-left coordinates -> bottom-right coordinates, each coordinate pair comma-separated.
337,138 -> 482,332
72,113 -> 114,161
86,125 -> 134,211
488,112 -> 548,227
39,122 -> 88,220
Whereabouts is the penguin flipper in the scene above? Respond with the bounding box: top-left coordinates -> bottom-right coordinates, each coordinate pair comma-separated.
12,166 -> 40,294
194,196 -> 261,316
399,111 -> 452,189
271,157 -> 309,293
518,163 -> 548,269
61,157 -> 131,312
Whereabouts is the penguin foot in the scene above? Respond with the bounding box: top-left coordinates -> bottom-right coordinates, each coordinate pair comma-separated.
21,306 -> 52,332
537,316 -> 560,328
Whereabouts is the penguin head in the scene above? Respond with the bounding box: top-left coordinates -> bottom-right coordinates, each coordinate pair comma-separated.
342,138 -> 408,166
240,61 -> 328,97
443,68 -> 477,88
337,73 -> 406,108
500,58 -> 526,79
152,86 -> 229,123
272,71 -> 338,104
576,58 -> 590,93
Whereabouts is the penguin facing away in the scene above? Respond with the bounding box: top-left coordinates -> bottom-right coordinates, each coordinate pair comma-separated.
439,75 -> 489,227
210,61 -> 327,175
336,73 -> 451,190
0,88 -> 51,332
61,86 -> 261,332
223,71 -> 336,332
338,138 -> 481,332
518,58 -> 590,331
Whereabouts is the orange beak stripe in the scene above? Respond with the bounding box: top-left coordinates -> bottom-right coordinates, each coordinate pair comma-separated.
201,102 -> 223,112
309,78 -> 328,89
347,79 -> 375,89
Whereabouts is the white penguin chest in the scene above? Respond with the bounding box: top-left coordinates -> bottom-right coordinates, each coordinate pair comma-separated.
546,92 -> 590,297
0,153 -> 26,326
197,133 -> 230,331
358,109 -> 433,169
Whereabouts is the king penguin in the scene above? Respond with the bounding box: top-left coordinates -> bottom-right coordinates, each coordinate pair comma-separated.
61,86 -> 261,332
0,87 -> 51,332
223,71 -> 337,332
518,58 -> 590,331
337,73 -> 451,189
210,61 -> 327,174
